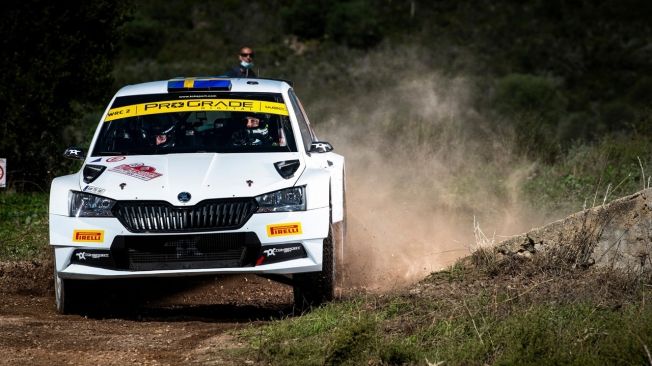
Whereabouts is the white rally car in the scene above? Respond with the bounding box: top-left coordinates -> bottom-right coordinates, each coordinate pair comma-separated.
50,77 -> 345,314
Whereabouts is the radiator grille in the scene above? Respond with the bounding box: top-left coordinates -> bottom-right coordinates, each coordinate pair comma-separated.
112,232 -> 260,271
112,199 -> 258,233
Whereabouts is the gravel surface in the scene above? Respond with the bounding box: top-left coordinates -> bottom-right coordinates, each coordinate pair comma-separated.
0,260 -> 293,365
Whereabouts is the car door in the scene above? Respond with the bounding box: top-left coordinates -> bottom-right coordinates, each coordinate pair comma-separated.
287,89 -> 345,223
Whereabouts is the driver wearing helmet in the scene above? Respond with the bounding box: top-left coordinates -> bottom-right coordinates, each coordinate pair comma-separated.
230,114 -> 274,146
147,117 -> 177,147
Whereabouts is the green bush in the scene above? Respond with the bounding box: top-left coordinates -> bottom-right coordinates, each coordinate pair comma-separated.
523,133 -> 652,212
325,0 -> 383,48
280,0 -> 384,48
0,0 -> 128,190
494,73 -> 567,122
0,192 -> 49,260
556,112 -> 594,144
599,100 -> 637,134
281,0 -> 328,40
119,17 -> 165,60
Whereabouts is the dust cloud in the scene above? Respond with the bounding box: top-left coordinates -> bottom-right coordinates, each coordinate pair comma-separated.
306,49 -> 555,290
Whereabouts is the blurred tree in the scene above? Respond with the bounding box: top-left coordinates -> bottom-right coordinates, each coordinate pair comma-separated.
418,0 -> 652,108
281,0 -> 396,48
0,0 -> 128,191
494,73 -> 567,123
326,0 -> 382,48
281,0 -> 329,40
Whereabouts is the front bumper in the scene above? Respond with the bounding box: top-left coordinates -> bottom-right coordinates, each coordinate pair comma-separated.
50,207 -> 329,279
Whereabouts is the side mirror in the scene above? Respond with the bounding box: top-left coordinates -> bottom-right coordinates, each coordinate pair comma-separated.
63,147 -> 85,160
309,141 -> 334,153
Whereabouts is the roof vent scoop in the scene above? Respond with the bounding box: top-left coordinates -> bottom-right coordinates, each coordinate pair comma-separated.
274,160 -> 300,179
83,164 -> 106,184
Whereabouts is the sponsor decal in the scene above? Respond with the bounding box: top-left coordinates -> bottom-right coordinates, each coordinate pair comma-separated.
104,99 -> 289,122
72,230 -> 104,242
267,222 -> 302,237
109,163 -> 162,181
263,246 -> 302,257
68,149 -> 83,157
75,251 -> 110,261
106,156 -> 126,162
256,243 -> 307,265
82,185 -> 106,195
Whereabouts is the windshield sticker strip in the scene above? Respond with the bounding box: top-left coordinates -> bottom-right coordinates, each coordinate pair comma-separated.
104,99 -> 289,121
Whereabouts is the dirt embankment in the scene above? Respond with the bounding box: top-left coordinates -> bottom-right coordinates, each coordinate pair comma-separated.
497,188 -> 652,271
0,259 -> 293,365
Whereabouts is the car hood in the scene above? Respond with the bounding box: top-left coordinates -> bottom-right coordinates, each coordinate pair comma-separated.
79,153 -> 304,205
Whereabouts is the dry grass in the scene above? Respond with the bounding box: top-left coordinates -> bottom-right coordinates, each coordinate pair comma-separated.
236,205 -> 652,365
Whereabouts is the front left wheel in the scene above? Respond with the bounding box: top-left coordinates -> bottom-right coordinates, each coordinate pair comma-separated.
293,219 -> 344,312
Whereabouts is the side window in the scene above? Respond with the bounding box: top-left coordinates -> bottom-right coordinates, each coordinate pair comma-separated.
288,89 -> 314,152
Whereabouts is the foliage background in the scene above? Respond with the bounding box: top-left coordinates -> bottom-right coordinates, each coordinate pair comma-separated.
1,3 -> 651,363
0,0 -> 128,190
1,0 -> 651,201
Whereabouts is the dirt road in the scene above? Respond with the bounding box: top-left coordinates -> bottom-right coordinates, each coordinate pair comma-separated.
0,260 -> 293,365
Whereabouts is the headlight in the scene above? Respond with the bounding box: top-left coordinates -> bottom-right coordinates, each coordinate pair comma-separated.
69,191 -> 116,217
255,186 -> 306,213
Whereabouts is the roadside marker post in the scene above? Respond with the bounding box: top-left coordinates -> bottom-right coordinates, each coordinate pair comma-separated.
0,158 -> 6,188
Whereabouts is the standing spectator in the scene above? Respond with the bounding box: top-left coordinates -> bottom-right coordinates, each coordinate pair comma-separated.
225,46 -> 257,78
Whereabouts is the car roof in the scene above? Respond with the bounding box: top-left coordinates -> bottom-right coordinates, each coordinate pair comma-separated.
114,77 -> 292,98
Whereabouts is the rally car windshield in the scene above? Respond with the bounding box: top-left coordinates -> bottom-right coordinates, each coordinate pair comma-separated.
91,92 -> 297,156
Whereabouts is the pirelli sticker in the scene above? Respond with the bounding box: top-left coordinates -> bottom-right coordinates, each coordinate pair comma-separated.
267,222 -> 302,237
72,230 -> 104,243
105,99 -> 289,121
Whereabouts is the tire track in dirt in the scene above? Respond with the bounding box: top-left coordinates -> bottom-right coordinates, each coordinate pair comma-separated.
0,260 -> 293,365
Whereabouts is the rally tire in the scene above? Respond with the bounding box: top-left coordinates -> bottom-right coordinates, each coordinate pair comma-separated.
337,185 -> 347,292
293,221 -> 340,312
54,268 -> 80,315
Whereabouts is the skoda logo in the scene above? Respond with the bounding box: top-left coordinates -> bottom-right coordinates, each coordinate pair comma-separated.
177,192 -> 191,203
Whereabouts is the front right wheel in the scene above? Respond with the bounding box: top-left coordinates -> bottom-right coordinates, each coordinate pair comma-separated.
54,267 -> 80,315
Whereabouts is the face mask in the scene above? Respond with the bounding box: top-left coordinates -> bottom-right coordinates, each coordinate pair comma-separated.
240,61 -> 254,69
